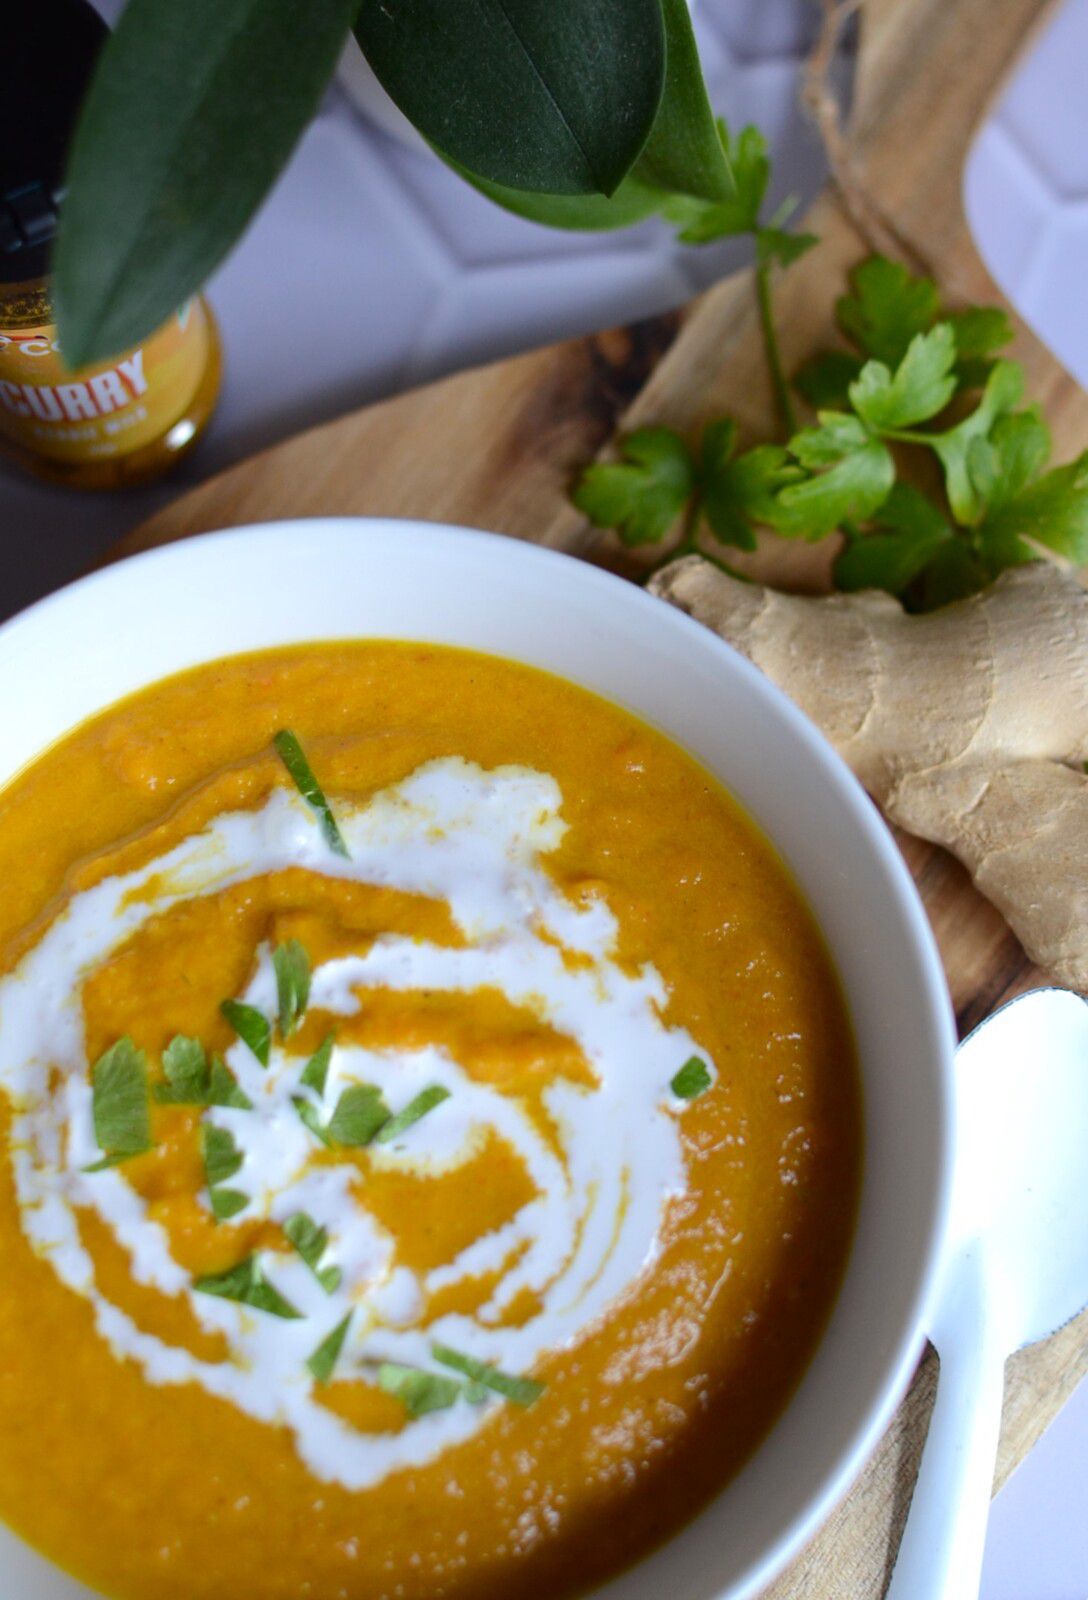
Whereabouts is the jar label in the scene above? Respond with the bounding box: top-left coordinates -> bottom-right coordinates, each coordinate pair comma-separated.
0,300 -> 212,463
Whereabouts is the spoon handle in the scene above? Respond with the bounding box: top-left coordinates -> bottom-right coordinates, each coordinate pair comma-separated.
884,1248 -> 1006,1600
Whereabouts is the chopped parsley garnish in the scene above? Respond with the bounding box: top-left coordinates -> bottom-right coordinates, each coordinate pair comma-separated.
154,1034 -> 252,1109
299,1032 -> 334,1096
293,1083 -> 391,1148
273,728 -> 350,858
84,1037 -> 153,1171
201,1123 -> 247,1223
378,1363 -> 461,1417
219,999 -> 271,1067
194,1255 -> 300,1319
307,1312 -> 352,1384
431,1344 -> 545,1408
284,1211 -> 341,1293
670,1056 -> 712,1101
272,939 -> 311,1039
326,1083 -> 389,1146
375,1085 -> 450,1145
292,1095 -> 330,1145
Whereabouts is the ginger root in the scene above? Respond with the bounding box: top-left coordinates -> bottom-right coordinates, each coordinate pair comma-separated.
649,557 -> 1088,993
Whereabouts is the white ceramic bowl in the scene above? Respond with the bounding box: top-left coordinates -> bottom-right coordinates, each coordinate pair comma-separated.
0,518 -> 955,1600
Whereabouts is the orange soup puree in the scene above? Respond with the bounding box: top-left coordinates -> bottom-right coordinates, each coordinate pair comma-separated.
0,643 -> 859,1600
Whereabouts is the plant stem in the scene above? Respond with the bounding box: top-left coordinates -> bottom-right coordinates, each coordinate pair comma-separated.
756,261 -> 798,438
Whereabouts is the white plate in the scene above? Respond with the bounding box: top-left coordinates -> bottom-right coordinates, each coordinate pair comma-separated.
0,518 -> 955,1600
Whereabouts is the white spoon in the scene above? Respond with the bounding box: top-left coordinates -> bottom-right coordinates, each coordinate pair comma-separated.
885,987 -> 1088,1600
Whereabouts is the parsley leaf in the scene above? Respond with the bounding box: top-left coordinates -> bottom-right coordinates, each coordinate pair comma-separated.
202,1123 -> 243,1187
834,483 -> 954,597
273,940 -> 311,1039
293,1083 -> 390,1148
979,447 -> 1088,568
194,1255 -> 300,1319
700,422 -> 802,550
375,1085 -> 450,1145
378,1363 -> 462,1417
292,1095 -> 330,1145
85,1038 -> 153,1170
573,428 -> 697,547
284,1211 -> 341,1293
770,414 -> 895,539
432,1344 -> 545,1408
848,324 -> 958,432
220,999 -> 271,1068
926,360 -> 1024,524
670,1056 -> 712,1100
299,1032 -> 334,1097
202,1123 -> 247,1223
273,729 -> 350,858
326,1084 -> 390,1147
154,1035 -> 252,1109
835,255 -> 941,366
947,306 -> 1015,386
307,1312 -> 352,1385
794,349 -> 864,410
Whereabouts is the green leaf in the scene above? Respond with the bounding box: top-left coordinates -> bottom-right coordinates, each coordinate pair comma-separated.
86,1038 -> 152,1168
377,1363 -> 463,1417
194,1256 -> 300,1320
210,1188 -> 249,1222
375,1085 -> 451,1145
926,360 -> 1024,524
635,0 -> 733,202
284,1212 -> 341,1293
699,424 -> 802,551
207,1056 -> 253,1111
968,409 -> 1051,515
948,306 -> 1014,363
220,1000 -> 271,1068
202,1124 -> 243,1189
445,2 -> 730,231
833,484 -> 954,596
293,1095 -> 331,1146
979,447 -> 1088,566
572,427 -> 696,546
449,162 -> 665,232
848,325 -> 958,432
912,539 -> 989,610
670,1055 -> 712,1100
326,1085 -> 391,1147
660,121 -> 768,242
772,414 -> 895,540
355,0 -> 666,198
55,0 -> 357,368
299,1033 -> 335,1098
308,1313 -> 352,1385
273,729 -> 350,858
793,350 -> 865,411
154,1036 -> 252,1109
160,1036 -> 206,1097
756,226 -> 818,271
835,255 -> 941,366
273,940 -> 311,1039
432,1343 -> 545,1407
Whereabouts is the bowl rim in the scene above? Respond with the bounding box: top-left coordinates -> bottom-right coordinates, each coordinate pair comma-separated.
0,516 -> 957,1600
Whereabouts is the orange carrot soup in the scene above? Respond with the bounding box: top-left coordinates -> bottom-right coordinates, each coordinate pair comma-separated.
0,642 -> 860,1600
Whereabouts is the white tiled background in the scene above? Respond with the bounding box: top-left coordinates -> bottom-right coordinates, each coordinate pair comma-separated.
2,1 -> 1087,1594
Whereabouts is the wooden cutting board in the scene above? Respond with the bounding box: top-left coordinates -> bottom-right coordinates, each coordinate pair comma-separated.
123,0 -> 1087,1593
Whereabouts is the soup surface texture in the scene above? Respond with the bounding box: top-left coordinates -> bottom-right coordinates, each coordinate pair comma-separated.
0,643 -> 859,1600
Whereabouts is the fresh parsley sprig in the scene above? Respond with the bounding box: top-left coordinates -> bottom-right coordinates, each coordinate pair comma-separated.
573,249 -> 1088,611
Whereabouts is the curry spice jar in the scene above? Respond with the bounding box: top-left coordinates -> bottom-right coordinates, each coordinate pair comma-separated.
0,0 -> 221,489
